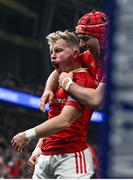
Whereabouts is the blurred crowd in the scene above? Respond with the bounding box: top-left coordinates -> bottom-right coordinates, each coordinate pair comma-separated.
0,144 -> 33,178
0,68 -> 44,96
0,119 -> 37,179
0,103 -> 44,179
0,132 -> 35,178
0,65 -> 48,178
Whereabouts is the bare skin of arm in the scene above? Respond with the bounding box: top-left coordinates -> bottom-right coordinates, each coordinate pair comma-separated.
68,82 -> 105,108
40,70 -> 59,112
59,72 -> 105,108
11,105 -> 81,152
28,139 -> 43,170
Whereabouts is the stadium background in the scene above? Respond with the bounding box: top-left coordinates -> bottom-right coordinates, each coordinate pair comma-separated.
0,0 -> 107,178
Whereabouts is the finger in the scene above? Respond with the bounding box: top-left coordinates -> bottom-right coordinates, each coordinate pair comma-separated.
28,160 -> 34,167
29,160 -> 36,166
11,140 -> 23,152
28,161 -> 34,170
14,142 -> 22,152
11,138 -> 14,144
40,101 -> 45,112
40,104 -> 45,112
17,146 -> 23,153
41,95 -> 48,105
28,160 -> 36,170
11,139 -> 17,149
40,97 -> 47,112
11,138 -> 19,149
68,72 -> 73,79
11,136 -> 18,144
69,71 -> 73,75
49,93 -> 54,104
13,144 -> 21,152
29,165 -> 34,170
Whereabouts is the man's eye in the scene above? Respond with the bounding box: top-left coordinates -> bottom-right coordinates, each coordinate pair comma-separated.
55,48 -> 63,53
57,48 -> 62,52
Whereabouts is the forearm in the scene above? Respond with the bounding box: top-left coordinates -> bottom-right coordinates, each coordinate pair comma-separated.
34,115 -> 69,138
59,73 -> 105,108
26,106 -> 80,139
32,139 -> 42,155
35,138 -> 43,148
68,83 -> 105,108
44,70 -> 59,91
11,107 -> 81,152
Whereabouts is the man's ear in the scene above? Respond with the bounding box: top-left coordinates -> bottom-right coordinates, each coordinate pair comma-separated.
72,50 -> 79,59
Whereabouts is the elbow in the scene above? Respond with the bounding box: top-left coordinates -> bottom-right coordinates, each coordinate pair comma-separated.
60,120 -> 71,129
79,97 -> 101,108
91,97 -> 103,108
59,116 -> 75,129
59,111 -> 81,129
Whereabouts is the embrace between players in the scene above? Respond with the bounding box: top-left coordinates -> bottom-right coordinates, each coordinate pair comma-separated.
11,11 -> 109,179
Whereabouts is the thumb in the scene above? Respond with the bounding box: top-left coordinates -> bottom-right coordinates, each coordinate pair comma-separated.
68,72 -> 73,79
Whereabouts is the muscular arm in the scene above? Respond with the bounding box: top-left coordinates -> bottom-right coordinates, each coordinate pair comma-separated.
68,82 -> 105,108
59,72 -> 105,108
11,105 -> 81,151
44,70 -> 59,91
35,105 -> 81,138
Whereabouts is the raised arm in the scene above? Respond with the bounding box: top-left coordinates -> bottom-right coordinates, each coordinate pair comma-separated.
40,70 -> 59,112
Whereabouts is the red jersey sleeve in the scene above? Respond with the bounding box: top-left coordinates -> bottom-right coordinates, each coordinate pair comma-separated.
80,51 -> 107,85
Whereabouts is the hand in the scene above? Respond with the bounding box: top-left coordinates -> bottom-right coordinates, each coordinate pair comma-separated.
59,72 -> 73,87
40,90 -> 54,112
11,132 -> 29,152
28,148 -> 41,170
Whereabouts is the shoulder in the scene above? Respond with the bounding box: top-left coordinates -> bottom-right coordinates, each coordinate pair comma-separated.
80,51 -> 97,73
80,50 -> 93,60
73,70 -> 96,88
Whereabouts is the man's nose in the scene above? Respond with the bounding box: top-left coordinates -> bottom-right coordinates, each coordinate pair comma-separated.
51,52 -> 56,60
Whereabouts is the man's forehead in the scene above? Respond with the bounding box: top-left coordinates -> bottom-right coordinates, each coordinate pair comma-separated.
52,38 -> 66,45
50,39 -> 68,49
76,33 -> 92,37
76,34 -> 95,40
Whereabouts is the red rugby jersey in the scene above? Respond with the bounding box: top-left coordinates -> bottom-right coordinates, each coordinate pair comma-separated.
41,70 -> 96,155
80,51 -> 106,86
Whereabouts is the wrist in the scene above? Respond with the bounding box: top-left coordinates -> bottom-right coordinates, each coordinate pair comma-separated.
45,88 -> 52,90
25,128 -> 37,140
62,77 -> 73,91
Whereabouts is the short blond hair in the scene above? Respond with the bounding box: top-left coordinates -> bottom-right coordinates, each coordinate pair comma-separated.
46,30 -> 79,52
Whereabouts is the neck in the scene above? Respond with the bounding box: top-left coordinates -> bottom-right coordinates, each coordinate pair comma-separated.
61,57 -> 82,73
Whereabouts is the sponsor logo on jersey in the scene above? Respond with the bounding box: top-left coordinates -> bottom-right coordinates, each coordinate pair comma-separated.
52,98 -> 66,104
